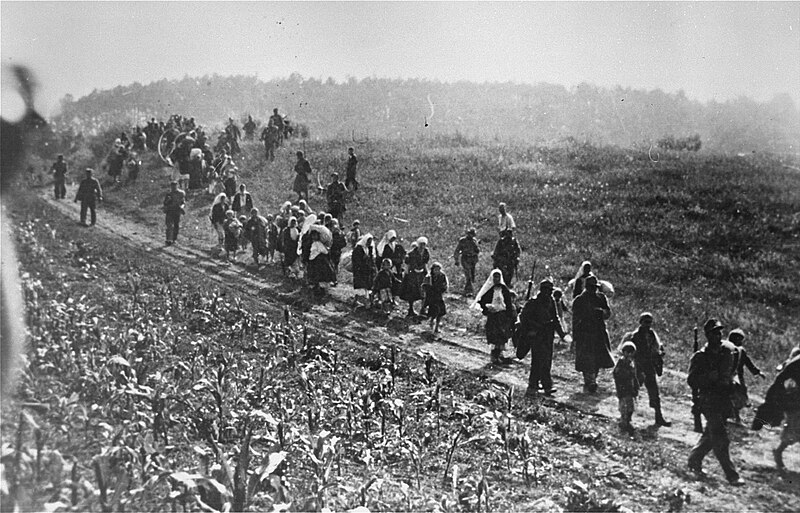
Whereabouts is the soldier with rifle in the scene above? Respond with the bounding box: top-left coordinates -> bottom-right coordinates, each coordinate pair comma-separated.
518,275 -> 565,398
687,318 -> 745,486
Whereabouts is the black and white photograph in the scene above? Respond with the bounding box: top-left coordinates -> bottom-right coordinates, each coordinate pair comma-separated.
1,1 -> 798,511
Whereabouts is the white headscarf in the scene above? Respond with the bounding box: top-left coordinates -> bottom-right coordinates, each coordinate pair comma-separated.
416,236 -> 428,246
377,230 -> 397,256
211,193 -> 227,212
298,214 -> 318,255
287,216 -> 299,241
470,269 -> 506,311
356,233 -> 374,251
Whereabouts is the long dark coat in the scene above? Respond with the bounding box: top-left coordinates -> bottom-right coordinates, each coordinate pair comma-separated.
572,289 -> 614,373
352,244 -> 377,291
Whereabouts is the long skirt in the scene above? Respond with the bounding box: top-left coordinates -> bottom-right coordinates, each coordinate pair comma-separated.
485,312 -> 513,346
400,270 -> 426,302
307,255 -> 336,284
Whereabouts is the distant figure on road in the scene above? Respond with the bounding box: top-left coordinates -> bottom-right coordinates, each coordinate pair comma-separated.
614,341 -> 640,435
293,151 -> 312,202
619,312 -> 671,427
498,202 -> 515,233
74,168 -> 103,226
572,275 -> 614,393
260,124 -> 280,161
453,227 -> 480,296
492,228 -> 521,285
269,108 -> 285,146
345,147 -> 358,191
243,115 -> 257,141
687,318 -> 745,486
51,154 -> 68,199
162,180 -> 186,246
326,172 -> 347,222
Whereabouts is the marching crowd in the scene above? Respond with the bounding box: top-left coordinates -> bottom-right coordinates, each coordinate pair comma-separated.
55,112 -> 799,486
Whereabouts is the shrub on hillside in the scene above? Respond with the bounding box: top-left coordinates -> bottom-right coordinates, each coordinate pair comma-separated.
657,134 -> 702,152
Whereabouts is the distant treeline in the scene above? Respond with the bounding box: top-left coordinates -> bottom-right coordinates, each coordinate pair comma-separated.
53,74 -> 799,153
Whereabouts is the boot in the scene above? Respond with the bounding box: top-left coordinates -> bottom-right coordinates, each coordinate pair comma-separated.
655,408 -> 672,427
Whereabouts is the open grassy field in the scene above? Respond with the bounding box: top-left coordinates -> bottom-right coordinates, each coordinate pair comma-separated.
3,132 -> 800,512
98,135 -> 799,380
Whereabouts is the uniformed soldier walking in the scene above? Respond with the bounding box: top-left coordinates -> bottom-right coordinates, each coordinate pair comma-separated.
687,318 -> 745,486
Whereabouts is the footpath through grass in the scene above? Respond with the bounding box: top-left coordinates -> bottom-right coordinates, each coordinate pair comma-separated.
98,136 -> 799,387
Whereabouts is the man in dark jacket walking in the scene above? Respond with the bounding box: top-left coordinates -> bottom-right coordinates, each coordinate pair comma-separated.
687,318 -> 745,486
74,168 -> 102,226
453,228 -> 480,295
163,181 -> 186,245
51,154 -> 68,199
519,279 -> 565,397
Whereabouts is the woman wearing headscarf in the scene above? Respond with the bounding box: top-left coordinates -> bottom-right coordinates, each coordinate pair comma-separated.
329,219 -> 348,285
280,216 -> 300,277
276,201 -> 292,231
569,261 -> 593,298
297,199 -> 312,216
352,233 -> 377,305
472,269 -> 516,364
400,237 -> 430,318
305,230 -> 336,295
209,192 -> 229,248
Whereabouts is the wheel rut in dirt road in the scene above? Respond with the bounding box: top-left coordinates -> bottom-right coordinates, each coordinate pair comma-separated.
40,188 -> 799,476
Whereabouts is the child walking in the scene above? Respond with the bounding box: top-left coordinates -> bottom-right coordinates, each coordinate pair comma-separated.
374,258 -> 401,315
423,262 -> 448,335
614,341 -> 640,435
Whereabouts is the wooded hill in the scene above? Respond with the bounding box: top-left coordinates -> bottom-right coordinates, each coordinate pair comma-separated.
54,74 -> 799,154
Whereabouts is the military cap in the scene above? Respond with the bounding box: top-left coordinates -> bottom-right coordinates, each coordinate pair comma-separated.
539,279 -> 554,290
703,318 -> 725,334
584,275 -> 599,287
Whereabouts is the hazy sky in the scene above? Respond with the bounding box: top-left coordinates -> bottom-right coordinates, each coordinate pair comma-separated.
2,1 -> 799,119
